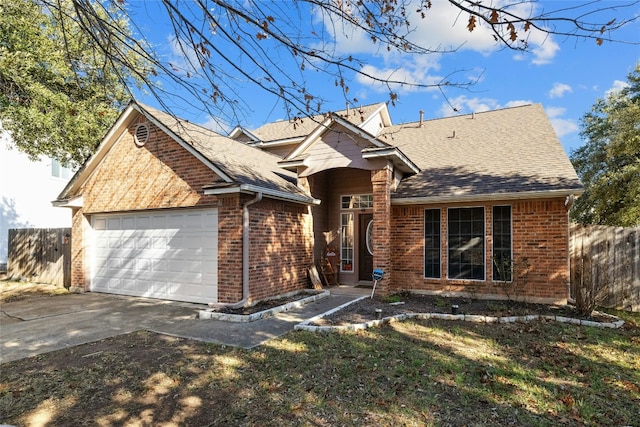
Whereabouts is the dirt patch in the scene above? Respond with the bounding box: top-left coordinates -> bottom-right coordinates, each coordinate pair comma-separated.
313,293 -> 617,326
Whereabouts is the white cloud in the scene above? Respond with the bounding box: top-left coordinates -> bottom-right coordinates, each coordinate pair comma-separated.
319,1 -> 559,94
606,79 -> 629,96
527,29 -> 560,65
437,95 -> 531,117
318,1 -> 558,62
356,54 -> 444,93
167,34 -> 201,75
545,106 -> 579,137
548,83 -> 573,99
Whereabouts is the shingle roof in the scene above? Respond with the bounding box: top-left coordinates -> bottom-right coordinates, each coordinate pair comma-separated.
137,104 -> 314,202
379,104 -> 583,200
251,103 -> 387,142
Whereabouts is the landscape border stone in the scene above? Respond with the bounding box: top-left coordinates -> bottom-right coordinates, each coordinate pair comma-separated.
199,290 -> 329,322
294,299 -> 625,332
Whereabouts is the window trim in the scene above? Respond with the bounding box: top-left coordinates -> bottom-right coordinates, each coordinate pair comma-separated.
340,194 -> 373,210
492,205 -> 513,282
446,206 -> 486,281
423,208 -> 441,279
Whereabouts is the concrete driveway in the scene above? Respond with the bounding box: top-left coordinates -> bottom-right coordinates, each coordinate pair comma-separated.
0,290 -> 363,363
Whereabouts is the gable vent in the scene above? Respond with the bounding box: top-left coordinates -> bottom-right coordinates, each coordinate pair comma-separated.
134,123 -> 150,147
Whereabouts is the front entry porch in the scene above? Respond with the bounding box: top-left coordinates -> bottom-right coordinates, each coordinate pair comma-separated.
305,167 -> 390,289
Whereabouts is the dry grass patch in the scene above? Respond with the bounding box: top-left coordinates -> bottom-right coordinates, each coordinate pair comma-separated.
0,280 -> 69,303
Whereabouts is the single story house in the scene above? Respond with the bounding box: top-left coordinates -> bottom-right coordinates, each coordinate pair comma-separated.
55,101 -> 583,306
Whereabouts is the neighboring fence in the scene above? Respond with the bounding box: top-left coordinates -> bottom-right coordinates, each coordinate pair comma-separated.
570,224 -> 640,312
7,228 -> 71,288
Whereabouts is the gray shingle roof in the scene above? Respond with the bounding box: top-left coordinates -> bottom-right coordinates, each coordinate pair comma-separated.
138,104 -> 313,201
380,104 -> 583,200
251,103 -> 387,142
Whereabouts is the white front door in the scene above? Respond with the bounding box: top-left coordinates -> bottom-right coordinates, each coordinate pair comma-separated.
91,209 -> 218,304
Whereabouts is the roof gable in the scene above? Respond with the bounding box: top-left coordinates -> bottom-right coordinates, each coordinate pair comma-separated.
57,102 -> 318,206
249,102 -> 391,143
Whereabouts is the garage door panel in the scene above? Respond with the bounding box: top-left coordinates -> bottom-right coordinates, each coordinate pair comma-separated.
91,209 -> 218,304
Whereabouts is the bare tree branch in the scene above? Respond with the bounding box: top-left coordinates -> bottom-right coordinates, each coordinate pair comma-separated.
37,0 -> 640,125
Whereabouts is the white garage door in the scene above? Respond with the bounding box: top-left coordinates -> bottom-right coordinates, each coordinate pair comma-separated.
91,209 -> 218,304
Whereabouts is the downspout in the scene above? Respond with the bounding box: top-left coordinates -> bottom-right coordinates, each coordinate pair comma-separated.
209,192 -> 263,309
565,194 -> 575,304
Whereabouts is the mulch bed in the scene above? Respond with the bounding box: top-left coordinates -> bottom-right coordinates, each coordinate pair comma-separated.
211,291 -> 322,315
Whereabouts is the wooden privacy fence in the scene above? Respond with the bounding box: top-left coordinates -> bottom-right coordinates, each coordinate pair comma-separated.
570,224 -> 640,312
7,228 -> 71,288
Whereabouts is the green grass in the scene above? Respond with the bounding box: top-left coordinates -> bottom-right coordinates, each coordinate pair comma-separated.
1,313 -> 639,426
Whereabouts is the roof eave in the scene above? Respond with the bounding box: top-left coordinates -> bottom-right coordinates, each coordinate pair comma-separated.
204,183 -> 320,206
391,188 -> 585,205
362,147 -> 420,174
52,195 -> 84,208
228,125 -> 261,142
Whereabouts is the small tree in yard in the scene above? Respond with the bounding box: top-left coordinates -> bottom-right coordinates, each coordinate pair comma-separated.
493,256 -> 530,303
572,242 -> 609,317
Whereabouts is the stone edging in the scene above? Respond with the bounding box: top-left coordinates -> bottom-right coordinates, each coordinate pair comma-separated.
199,290 -> 330,322
294,297 -> 625,332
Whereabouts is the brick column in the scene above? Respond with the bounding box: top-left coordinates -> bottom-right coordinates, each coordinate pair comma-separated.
70,208 -> 90,292
371,164 -> 392,295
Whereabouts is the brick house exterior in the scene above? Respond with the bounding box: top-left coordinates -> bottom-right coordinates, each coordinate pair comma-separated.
56,101 -> 582,306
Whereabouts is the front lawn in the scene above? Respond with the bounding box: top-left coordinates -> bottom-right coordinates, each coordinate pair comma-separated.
1,310 -> 638,426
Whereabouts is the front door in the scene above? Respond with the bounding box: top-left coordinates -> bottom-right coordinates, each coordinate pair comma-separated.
358,214 -> 374,281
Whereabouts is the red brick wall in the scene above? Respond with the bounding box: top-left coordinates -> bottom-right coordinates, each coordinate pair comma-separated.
216,196 -> 243,303
391,198 -> 570,304
81,116 -> 220,214
69,207 -> 90,292
247,198 -> 314,302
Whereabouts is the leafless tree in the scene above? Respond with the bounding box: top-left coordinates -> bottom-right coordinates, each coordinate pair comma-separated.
44,0 -> 640,125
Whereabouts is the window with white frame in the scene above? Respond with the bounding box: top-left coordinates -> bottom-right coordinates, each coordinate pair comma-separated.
448,207 -> 485,280
340,212 -> 354,271
51,159 -> 71,179
492,206 -> 513,281
341,194 -> 373,210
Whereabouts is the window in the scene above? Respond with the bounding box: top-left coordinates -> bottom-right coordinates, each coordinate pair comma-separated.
341,194 -> 373,209
340,213 -> 354,271
492,206 -> 512,281
51,159 -> 70,179
424,209 -> 441,278
448,207 -> 485,280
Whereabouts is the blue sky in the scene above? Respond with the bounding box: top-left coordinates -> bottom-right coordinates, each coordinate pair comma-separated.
129,1 -> 640,156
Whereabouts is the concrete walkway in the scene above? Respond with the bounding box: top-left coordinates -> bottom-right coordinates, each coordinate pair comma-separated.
0,287 -> 368,363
